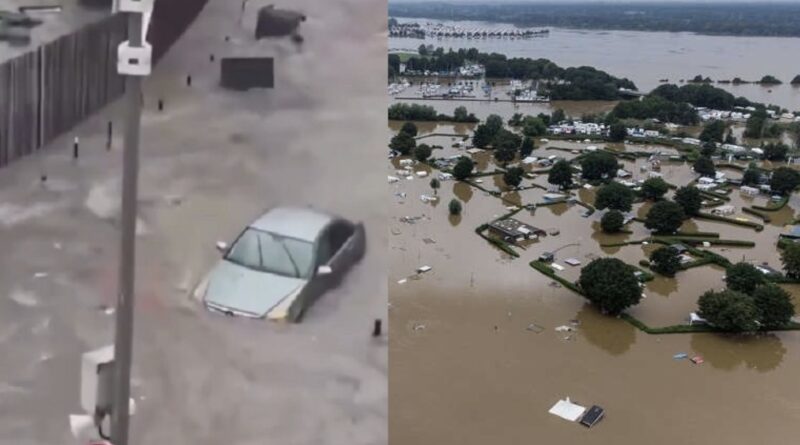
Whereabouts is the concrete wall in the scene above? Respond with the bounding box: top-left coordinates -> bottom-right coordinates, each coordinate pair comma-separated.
0,0 -> 209,169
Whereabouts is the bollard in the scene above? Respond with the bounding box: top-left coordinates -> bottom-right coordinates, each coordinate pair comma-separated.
158,99 -> 164,111
372,319 -> 382,337
106,121 -> 112,150
186,75 -> 192,86
73,137 -> 79,159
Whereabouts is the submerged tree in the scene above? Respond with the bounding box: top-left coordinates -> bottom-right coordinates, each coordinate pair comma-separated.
503,167 -> 524,188
413,143 -> 432,162
600,210 -> 625,233
674,186 -> 702,215
698,290 -> 760,333
400,121 -> 418,137
644,200 -> 685,233
649,246 -> 681,277
580,151 -> 619,181
594,182 -> 634,212
641,177 -> 669,200
725,262 -> 765,294
752,285 -> 796,329
452,156 -> 475,180
548,159 -> 573,190
693,156 -> 716,177
579,258 -> 642,315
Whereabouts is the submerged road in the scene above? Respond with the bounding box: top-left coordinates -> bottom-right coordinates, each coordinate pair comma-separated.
0,1 -> 387,444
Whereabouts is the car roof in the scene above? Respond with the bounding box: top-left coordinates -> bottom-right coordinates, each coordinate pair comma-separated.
249,206 -> 336,242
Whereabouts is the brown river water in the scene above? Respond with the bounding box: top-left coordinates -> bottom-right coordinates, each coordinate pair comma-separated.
388,121 -> 800,444
390,18 -> 800,111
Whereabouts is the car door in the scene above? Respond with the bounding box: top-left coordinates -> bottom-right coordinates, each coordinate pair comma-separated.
326,220 -> 357,282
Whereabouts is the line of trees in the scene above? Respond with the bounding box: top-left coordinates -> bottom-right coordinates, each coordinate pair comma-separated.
388,103 -> 479,123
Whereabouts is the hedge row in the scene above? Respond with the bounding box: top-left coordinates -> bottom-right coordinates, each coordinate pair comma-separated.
529,261 -> 583,294
696,212 -> 764,231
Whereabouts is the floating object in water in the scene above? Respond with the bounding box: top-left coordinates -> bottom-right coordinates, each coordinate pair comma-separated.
691,355 -> 704,365
673,353 -> 688,360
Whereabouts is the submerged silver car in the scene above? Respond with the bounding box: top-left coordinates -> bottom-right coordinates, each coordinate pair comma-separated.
194,206 -> 366,322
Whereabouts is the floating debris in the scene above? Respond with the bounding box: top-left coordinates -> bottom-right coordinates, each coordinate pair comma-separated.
397,278 -> 407,284
416,265 -> 432,273
422,238 -> 436,244
33,272 -> 48,279
413,323 -> 426,331
673,353 -> 688,360
691,355 -> 704,365
526,323 -> 544,333
391,228 -> 402,235
555,325 -> 574,332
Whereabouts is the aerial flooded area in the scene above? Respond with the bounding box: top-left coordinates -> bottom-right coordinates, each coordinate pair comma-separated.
388,115 -> 800,443
389,18 -> 800,110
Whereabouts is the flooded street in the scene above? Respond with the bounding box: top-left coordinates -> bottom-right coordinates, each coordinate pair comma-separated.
0,1 -> 387,444
388,123 -> 800,444
390,18 -> 800,110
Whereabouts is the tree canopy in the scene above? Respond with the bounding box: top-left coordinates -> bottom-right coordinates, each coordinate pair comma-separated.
693,156 -> 716,177
520,137 -> 535,158
390,132 -> 416,155
763,142 -> 789,161
698,290 -> 760,333
600,210 -> 625,233
452,156 -> 474,180
650,246 -> 681,277
400,121 -> 418,137
521,116 -> 547,137
608,122 -> 627,142
594,182 -> 634,212
413,143 -> 432,162
674,186 -> 702,215
580,151 -> 619,181
579,258 -> 643,315
725,262 -> 766,294
645,200 -> 685,233
770,167 -> 800,195
641,177 -> 669,201
503,167 -> 524,188
699,120 -> 726,143
752,285 -> 796,329
548,159 -> 573,190
781,242 -> 800,279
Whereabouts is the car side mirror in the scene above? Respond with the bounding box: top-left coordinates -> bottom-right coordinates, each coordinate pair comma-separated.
317,265 -> 333,276
216,241 -> 228,253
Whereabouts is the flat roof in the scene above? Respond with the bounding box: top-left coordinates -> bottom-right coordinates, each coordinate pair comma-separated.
489,218 -> 542,236
0,0 -> 108,64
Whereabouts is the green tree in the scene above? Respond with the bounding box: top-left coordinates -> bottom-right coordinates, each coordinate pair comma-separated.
770,167 -> 800,195
698,290 -> 760,333
641,177 -> 669,200
744,109 -> 767,139
760,75 -> 782,85
429,177 -> 441,195
508,112 -> 524,127
494,146 -> 516,166
472,124 -> 494,148
389,132 -> 416,156
579,258 -> 643,315
595,182 -> 634,212
485,114 -> 504,134
600,210 -> 624,233
448,198 -> 462,215
551,108 -> 566,124
453,106 -> 469,122
693,156 -> 716,177
763,142 -> 789,161
580,151 -> 619,181
742,168 -> 761,186
650,246 -> 681,277
725,262 -> 765,294
701,140 -> 717,158
752,285 -> 796,329
674,186 -> 702,215
521,116 -> 547,137
699,120 -> 726,143
413,143 -> 432,162
452,156 -> 474,180
503,167 -> 524,188
520,137 -> 535,158
548,159 -> 573,190
608,122 -> 627,142
780,242 -> 800,279
400,121 -> 418,137
492,129 -> 521,151
645,200 -> 685,233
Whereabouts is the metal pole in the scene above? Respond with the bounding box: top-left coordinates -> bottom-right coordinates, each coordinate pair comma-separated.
111,10 -> 143,445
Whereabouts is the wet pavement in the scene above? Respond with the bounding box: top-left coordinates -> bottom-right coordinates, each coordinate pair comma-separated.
0,1 -> 386,444
389,122 -> 800,444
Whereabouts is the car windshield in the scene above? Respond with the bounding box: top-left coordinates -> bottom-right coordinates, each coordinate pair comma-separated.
224,228 -> 314,279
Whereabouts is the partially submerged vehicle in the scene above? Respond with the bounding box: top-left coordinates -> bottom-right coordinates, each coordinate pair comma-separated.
194,206 -> 366,322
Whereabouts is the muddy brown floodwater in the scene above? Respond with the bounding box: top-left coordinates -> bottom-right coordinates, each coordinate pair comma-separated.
388,122 -> 800,444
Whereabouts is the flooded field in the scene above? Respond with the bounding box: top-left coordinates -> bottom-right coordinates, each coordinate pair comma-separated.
390,18 -> 800,110
388,122 -> 800,444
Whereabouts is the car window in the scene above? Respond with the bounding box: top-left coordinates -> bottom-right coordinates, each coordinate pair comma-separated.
329,221 -> 355,253
225,228 -> 314,278
316,229 -> 334,266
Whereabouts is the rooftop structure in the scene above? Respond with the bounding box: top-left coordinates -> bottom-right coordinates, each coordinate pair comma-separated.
488,218 -> 546,243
